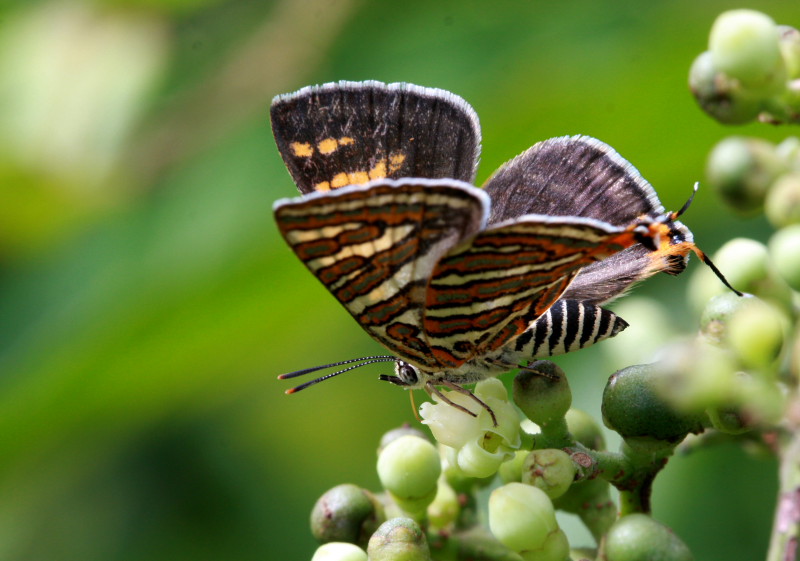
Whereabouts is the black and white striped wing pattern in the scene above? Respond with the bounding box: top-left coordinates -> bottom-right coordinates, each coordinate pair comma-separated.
271,81 -> 482,194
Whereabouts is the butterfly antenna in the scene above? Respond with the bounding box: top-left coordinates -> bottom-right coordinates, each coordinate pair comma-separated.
673,181 -> 700,219
672,183 -> 743,296
690,246 -> 744,296
279,356 -> 397,394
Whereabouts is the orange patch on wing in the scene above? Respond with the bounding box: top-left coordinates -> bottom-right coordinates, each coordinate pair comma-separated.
290,142 -> 314,157
317,138 -> 339,154
330,173 -> 350,188
369,159 -> 388,180
388,152 -> 406,172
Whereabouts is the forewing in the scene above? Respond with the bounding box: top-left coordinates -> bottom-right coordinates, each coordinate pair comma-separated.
483,135 -> 663,225
273,178 -> 489,369
422,215 -> 647,368
271,81 -> 481,194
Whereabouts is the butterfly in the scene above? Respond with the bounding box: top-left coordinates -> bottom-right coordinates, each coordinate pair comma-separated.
271,81 -> 739,422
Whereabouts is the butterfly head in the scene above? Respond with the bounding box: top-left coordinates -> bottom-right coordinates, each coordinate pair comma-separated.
646,182 -> 743,295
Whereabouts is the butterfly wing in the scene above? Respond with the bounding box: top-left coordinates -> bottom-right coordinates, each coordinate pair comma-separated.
273,178 -> 489,369
483,135 -> 664,224
271,81 -> 482,194
483,134 -> 694,304
421,214 -> 650,368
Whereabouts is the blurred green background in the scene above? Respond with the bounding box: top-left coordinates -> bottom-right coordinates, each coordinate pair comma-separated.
0,0 -> 794,559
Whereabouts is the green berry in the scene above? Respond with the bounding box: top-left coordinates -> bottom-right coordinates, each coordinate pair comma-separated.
513,361 -> 572,426
310,484 -> 385,547
709,10 -> 784,94
602,364 -> 706,444
765,172 -> 800,228
689,51 -> 762,124
699,291 -> 749,346
521,449 -> 576,499
488,483 -> 559,554
377,435 -> 440,515
367,518 -> 431,561
378,425 -> 430,455
311,542 -> 368,561
706,137 -> 785,214
727,297 -> 786,368
605,514 -> 692,561
769,224 -> 800,291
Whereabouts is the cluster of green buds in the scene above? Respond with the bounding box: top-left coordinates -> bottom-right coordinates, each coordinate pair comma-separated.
689,9 -> 800,124
308,363 -> 701,561
706,135 -> 800,220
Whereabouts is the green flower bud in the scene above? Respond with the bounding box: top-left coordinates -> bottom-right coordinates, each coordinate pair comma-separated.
706,137 -> 785,214
709,10 -> 784,94
519,528 -> 570,561
700,291 -> 750,346
311,542 -> 368,561
779,25 -> 800,80
521,449 -> 576,500
367,518 -> 431,561
766,172 -> 800,228
602,364 -> 706,444
426,478 -> 459,530
377,435 -> 441,515
769,224 -> 800,291
727,297 -> 786,369
565,409 -> 605,451
378,425 -> 431,455
604,514 -> 692,561
498,449 -> 530,484
689,50 -> 762,124
513,361 -> 572,426
488,483 -> 559,554
311,484 -> 385,547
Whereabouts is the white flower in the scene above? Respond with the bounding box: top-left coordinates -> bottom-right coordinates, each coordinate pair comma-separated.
419,379 -> 521,478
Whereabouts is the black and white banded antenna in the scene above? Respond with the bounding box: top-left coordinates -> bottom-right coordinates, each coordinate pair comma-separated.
278,356 -> 397,394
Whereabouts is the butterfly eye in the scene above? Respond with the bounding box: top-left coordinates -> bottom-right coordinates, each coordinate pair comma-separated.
395,361 -> 419,386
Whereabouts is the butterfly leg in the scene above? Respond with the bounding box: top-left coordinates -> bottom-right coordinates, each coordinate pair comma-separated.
427,379 -> 498,427
518,362 -> 560,380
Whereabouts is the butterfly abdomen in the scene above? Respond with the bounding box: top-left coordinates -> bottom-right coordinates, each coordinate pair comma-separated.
513,299 -> 628,359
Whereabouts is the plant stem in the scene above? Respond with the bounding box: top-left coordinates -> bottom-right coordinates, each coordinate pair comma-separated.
767,425 -> 800,561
